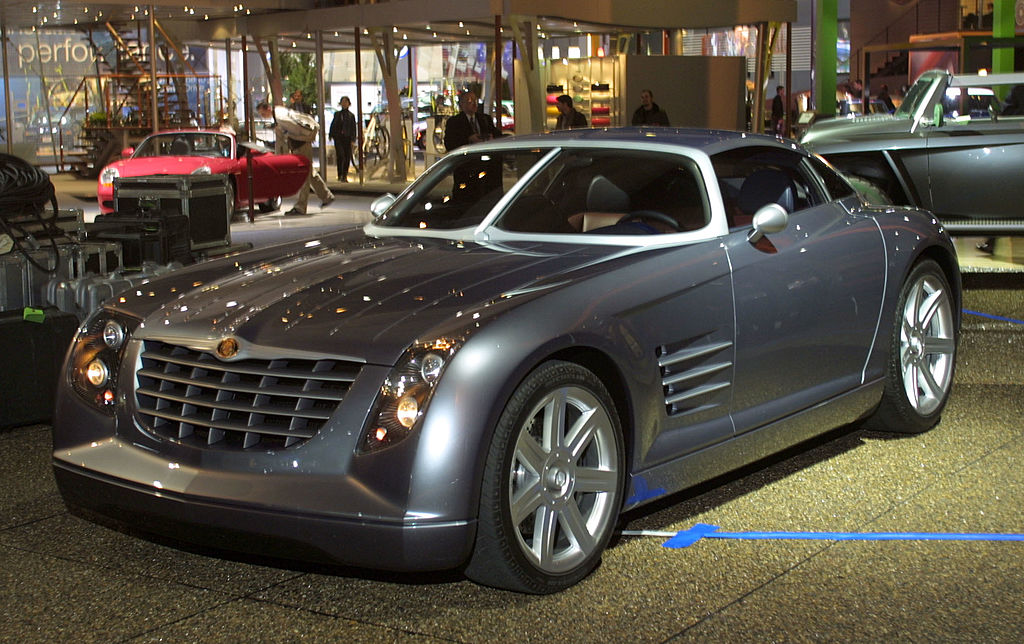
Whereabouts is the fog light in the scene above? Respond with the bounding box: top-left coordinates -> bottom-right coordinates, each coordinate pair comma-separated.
86,359 -> 109,387
396,395 -> 419,428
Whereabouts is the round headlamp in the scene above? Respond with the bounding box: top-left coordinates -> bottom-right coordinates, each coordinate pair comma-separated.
102,320 -> 125,349
420,352 -> 445,384
396,395 -> 419,428
99,166 -> 119,186
85,359 -> 110,387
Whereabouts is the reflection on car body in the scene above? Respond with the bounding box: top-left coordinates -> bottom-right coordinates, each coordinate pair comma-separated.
54,128 -> 960,594
802,69 -> 1024,233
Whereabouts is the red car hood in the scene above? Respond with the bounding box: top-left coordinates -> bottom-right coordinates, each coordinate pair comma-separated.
107,155 -> 236,177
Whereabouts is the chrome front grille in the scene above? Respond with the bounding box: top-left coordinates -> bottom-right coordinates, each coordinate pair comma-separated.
658,337 -> 733,417
135,340 -> 360,450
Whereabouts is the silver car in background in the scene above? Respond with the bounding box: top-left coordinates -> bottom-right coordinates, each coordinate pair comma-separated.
52,129 -> 960,594
802,69 -> 1024,234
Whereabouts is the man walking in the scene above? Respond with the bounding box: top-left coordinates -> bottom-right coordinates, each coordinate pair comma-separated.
257,100 -> 334,215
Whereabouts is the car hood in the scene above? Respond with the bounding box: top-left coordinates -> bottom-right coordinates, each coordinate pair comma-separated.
111,155 -> 234,177
132,230 -> 639,365
801,113 -> 913,149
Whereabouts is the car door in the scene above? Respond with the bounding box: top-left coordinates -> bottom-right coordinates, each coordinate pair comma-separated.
717,149 -> 887,436
246,149 -> 310,201
925,116 -> 1024,220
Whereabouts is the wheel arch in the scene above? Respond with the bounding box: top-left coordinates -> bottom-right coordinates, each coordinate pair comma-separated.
545,345 -> 636,467
441,337 -> 638,522
914,244 -> 963,333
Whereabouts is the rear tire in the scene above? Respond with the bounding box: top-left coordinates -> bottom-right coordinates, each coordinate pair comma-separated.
465,361 -> 624,593
864,259 -> 957,433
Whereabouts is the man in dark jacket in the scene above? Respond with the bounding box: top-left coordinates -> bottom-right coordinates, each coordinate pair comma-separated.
443,91 -> 498,151
554,95 -> 588,130
631,89 -> 670,126
329,96 -> 357,181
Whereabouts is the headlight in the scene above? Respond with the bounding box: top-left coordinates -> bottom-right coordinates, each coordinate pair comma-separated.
360,339 -> 459,453
99,166 -> 119,187
69,311 -> 139,414
191,165 -> 212,175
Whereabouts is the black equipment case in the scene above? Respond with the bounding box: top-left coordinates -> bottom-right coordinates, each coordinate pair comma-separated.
85,212 -> 191,268
113,174 -> 232,250
0,307 -> 79,428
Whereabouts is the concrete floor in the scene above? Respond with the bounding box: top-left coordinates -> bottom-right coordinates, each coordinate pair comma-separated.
2,175 -> 1022,642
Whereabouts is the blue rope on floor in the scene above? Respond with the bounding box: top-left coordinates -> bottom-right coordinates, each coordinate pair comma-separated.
963,309 -> 1024,325
636,523 -> 1024,548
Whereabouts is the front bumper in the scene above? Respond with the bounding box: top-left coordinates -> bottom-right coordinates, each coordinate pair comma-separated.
53,457 -> 476,572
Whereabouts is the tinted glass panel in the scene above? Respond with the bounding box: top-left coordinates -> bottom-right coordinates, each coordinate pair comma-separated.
376,150 -> 546,229
495,149 -> 710,235
809,157 -> 858,200
710,146 -> 819,228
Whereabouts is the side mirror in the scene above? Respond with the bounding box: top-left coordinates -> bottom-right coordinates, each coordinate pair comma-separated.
747,203 -> 789,243
370,193 -> 396,218
933,104 -> 944,127
120,147 -> 134,158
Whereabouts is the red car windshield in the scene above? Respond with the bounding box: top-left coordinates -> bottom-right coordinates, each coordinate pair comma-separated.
133,132 -> 234,159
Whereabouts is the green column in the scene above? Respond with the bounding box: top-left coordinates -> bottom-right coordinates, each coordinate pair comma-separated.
992,0 -> 1015,74
814,0 -> 838,117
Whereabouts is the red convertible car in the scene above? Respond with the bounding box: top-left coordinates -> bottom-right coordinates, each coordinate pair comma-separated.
97,130 -> 311,214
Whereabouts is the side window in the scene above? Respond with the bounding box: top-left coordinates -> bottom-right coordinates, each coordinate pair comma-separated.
808,156 -> 858,201
496,150 -> 710,235
710,146 -> 818,229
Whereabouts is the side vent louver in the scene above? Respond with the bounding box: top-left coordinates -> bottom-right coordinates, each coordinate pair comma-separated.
657,337 -> 733,416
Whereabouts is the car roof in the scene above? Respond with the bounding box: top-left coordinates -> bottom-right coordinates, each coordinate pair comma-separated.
485,127 -> 799,156
146,129 -> 233,137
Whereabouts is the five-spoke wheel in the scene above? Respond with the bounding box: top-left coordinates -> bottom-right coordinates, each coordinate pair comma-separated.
865,259 -> 958,433
466,361 -> 624,593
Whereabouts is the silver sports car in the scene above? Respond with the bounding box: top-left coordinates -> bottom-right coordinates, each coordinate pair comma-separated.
52,128 -> 961,594
802,69 -> 1024,234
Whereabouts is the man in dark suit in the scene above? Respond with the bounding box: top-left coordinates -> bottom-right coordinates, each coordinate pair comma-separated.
443,91 -> 497,151
329,96 -> 357,181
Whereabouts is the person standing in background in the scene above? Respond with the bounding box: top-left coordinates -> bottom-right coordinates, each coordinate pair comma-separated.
771,86 -> 786,135
554,95 -> 587,130
443,91 -> 497,151
329,96 -> 357,182
288,89 -> 311,114
631,89 -> 670,126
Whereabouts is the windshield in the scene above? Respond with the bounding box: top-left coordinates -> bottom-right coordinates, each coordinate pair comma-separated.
375,146 -> 711,236
375,149 -> 548,229
133,132 -> 234,159
895,73 -> 942,118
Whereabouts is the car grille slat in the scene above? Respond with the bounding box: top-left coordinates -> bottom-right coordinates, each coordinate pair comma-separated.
658,337 -> 734,416
136,368 -> 348,401
135,340 -> 360,450
142,408 -> 318,439
135,387 -> 335,420
139,349 -> 359,382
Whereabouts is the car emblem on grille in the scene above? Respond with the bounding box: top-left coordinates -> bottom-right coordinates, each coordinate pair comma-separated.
216,337 -> 240,359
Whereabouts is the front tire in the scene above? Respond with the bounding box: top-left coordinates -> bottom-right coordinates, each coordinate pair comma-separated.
465,361 -> 624,593
864,259 -> 957,433
258,196 -> 282,213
